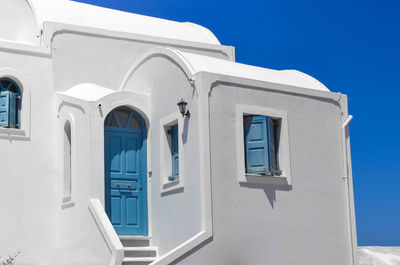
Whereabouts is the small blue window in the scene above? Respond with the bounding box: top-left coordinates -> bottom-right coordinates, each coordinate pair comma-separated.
244,115 -> 281,175
168,124 -> 179,181
0,78 -> 21,128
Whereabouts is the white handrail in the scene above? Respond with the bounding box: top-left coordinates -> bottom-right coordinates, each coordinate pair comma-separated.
89,198 -> 124,265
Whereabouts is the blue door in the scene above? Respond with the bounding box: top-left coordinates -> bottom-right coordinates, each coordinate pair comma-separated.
104,107 -> 148,236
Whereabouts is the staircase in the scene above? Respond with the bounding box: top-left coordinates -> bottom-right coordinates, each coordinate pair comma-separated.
120,236 -> 158,265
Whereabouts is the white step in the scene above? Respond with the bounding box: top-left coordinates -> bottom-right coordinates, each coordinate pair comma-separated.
122,257 -> 156,265
119,236 -> 152,240
119,236 -> 151,247
124,246 -> 158,258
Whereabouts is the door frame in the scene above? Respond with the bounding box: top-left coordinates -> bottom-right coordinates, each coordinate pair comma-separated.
104,106 -> 148,236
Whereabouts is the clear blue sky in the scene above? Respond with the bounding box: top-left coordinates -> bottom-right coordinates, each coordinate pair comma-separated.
74,0 -> 400,246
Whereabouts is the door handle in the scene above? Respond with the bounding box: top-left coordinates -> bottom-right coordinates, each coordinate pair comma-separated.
117,183 -> 131,189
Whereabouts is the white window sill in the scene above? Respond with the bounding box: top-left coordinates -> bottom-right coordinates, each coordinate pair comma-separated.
61,196 -> 75,209
161,178 -> 184,194
0,127 -> 29,140
61,201 -> 75,209
239,174 -> 290,186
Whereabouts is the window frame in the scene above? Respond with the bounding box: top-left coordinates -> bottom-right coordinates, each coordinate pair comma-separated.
236,104 -> 291,186
168,124 -> 179,181
0,78 -> 21,128
0,69 -> 31,140
160,112 -> 184,194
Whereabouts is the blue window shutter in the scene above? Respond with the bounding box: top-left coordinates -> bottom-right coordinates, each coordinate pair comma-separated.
273,120 -> 281,175
0,79 -> 21,129
0,91 -> 10,127
244,116 -> 270,174
16,95 -> 21,128
8,91 -> 17,128
169,125 -> 179,180
267,118 -> 281,175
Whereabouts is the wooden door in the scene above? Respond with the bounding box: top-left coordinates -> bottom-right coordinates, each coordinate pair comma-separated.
104,107 -> 148,236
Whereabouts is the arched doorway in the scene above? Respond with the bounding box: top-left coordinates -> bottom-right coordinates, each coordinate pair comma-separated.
104,106 -> 148,236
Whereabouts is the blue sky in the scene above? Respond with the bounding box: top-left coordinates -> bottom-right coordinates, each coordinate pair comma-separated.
74,0 -> 400,246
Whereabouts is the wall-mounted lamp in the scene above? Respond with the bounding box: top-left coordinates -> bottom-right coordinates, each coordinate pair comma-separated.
177,98 -> 190,118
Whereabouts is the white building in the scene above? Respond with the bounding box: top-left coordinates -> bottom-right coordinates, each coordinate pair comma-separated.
0,0 -> 358,264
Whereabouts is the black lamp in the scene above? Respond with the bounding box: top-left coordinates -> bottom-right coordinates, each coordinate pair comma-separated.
177,98 -> 190,118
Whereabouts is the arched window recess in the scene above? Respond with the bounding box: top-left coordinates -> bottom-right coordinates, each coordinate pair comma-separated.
0,78 -> 21,128
64,120 -> 72,200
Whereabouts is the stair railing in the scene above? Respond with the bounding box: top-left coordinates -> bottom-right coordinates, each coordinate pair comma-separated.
89,198 -> 124,265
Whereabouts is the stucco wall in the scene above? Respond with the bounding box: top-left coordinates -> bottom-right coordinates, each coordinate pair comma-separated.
50,47 -> 205,262
124,56 -> 202,256
51,33 -> 230,93
0,50 -> 58,263
47,29 -> 229,262
174,83 -> 353,265
56,102 -> 110,265
0,47 -> 112,264
0,0 -> 38,45
0,27 -> 214,263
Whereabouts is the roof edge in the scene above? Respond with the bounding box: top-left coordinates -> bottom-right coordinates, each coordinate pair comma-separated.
28,0 -> 222,46
280,70 -> 329,92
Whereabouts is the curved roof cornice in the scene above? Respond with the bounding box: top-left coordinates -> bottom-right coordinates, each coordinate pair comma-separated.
28,0 -> 221,45
120,46 -> 330,93
119,46 -> 197,91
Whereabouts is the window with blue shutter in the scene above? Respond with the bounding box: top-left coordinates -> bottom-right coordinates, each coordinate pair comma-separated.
244,115 -> 281,175
168,124 -> 179,181
0,78 -> 21,129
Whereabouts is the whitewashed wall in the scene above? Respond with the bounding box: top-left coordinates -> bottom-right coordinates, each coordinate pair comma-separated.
0,49 -> 59,263
123,56 -> 202,256
0,24 -> 222,264
173,83 -> 354,265
51,33 -> 231,93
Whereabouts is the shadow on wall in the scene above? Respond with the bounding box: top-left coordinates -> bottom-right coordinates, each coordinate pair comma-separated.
182,118 -> 189,144
239,182 -> 292,209
166,183 -> 292,264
